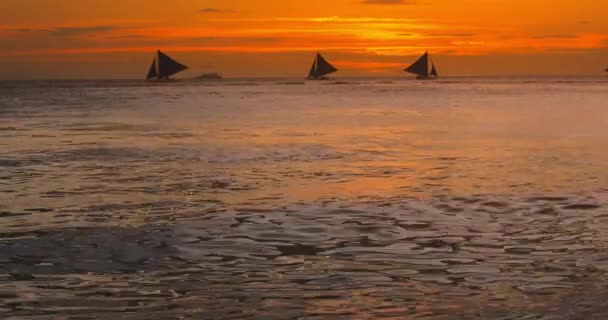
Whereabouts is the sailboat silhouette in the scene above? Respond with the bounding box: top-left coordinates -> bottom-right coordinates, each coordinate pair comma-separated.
146,50 -> 188,81
404,51 -> 438,80
307,52 -> 339,80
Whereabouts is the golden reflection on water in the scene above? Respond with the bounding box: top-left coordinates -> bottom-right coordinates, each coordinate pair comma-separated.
2,80 -> 608,220
2,79 -> 608,319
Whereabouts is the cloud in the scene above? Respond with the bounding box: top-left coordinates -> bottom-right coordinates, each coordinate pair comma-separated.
8,27 -> 51,33
532,35 -> 579,39
9,25 -> 116,37
189,37 -> 279,44
111,35 -> 146,39
51,26 -> 115,36
361,0 -> 416,4
199,8 -> 235,13
428,33 -> 476,37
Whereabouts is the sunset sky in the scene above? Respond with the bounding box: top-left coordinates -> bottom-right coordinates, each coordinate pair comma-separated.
1,0 -> 607,79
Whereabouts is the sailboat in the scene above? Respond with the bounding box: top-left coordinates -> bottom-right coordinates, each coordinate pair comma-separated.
146,50 -> 188,81
404,51 -> 438,80
307,52 -> 339,80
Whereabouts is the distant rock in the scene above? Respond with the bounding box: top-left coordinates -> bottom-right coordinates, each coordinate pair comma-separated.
194,73 -> 222,80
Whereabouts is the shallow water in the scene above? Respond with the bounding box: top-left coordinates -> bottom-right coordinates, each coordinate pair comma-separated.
1,77 -> 608,319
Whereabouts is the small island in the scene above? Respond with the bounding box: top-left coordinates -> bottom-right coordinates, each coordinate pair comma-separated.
195,73 -> 223,80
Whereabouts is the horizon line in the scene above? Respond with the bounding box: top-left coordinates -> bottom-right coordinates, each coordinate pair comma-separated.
1,74 -> 608,82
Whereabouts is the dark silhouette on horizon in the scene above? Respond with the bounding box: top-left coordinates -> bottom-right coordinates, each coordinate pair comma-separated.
405,51 -> 439,80
146,50 -> 188,81
195,73 -> 223,80
307,52 -> 339,80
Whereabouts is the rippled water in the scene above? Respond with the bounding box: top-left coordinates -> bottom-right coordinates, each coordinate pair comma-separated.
2,77 -> 608,319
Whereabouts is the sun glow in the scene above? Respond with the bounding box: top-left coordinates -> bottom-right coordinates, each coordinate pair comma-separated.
1,0 -> 607,78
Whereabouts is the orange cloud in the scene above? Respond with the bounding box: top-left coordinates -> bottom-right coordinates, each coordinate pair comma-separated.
1,19 -> 607,59
1,0 -> 608,78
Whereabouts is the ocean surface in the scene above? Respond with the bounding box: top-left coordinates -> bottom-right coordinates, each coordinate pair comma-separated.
1,77 -> 608,319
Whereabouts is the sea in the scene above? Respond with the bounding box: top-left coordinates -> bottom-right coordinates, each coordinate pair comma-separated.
1,77 -> 608,319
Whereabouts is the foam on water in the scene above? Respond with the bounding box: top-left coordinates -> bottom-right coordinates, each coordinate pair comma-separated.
1,77 -> 608,319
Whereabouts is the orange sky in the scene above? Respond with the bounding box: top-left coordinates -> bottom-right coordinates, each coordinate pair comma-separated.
1,0 -> 607,79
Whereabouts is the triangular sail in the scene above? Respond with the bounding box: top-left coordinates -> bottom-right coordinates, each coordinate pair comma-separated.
157,50 -> 188,79
316,53 -> 338,76
405,52 -> 429,78
146,58 -> 157,80
308,53 -> 338,78
430,63 -> 438,77
308,60 -> 317,79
